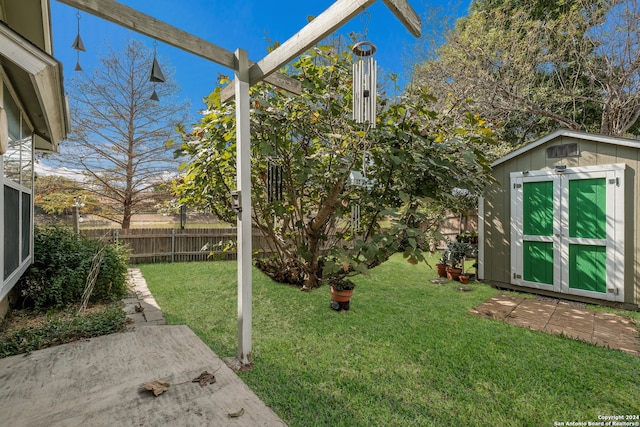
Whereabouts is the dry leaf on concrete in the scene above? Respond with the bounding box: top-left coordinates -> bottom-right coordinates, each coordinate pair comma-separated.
227,408 -> 245,418
192,371 -> 216,386
143,380 -> 170,396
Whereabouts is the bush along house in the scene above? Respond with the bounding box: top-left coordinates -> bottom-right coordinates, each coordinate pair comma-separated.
0,0 -> 69,317
479,129 -> 640,310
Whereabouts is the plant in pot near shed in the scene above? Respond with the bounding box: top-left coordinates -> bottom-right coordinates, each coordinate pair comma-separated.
445,240 -> 469,281
328,276 -> 356,311
322,251 -> 366,311
435,251 -> 448,278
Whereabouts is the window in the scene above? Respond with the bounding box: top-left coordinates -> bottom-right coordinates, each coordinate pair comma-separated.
2,82 -> 34,286
3,83 -> 33,188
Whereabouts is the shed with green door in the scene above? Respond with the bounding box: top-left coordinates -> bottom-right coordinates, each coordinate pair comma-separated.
478,129 -> 639,309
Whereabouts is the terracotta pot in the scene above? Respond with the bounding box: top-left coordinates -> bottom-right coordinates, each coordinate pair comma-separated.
435,264 -> 448,278
447,267 -> 462,282
459,275 -> 470,284
330,286 -> 354,302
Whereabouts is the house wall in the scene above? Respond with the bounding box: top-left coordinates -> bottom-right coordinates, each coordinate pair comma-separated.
0,0 -> 67,318
0,75 -> 36,314
482,134 -> 640,308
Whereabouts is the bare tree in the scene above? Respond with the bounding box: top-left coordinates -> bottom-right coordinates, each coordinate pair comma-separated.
55,39 -> 189,228
412,0 -> 640,143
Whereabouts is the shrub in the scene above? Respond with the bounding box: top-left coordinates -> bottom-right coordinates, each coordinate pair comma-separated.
0,304 -> 126,358
15,224 -> 130,309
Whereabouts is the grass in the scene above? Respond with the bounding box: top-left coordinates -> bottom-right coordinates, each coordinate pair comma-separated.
139,254 -> 640,427
0,303 -> 127,358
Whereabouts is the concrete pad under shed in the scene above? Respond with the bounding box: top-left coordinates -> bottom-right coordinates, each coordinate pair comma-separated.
0,325 -> 286,427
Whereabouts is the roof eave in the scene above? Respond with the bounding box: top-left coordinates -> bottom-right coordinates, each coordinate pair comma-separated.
0,20 -> 69,153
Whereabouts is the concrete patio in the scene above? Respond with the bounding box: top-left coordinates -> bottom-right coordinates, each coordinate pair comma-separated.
0,269 -> 286,427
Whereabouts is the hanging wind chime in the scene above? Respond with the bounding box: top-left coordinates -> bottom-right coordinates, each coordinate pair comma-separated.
71,11 -> 86,71
352,26 -> 377,128
149,41 -> 166,101
267,133 -> 284,204
348,170 -> 365,236
349,16 -> 377,236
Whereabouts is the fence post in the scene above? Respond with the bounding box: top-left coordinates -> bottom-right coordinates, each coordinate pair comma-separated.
171,229 -> 175,263
114,229 -> 119,243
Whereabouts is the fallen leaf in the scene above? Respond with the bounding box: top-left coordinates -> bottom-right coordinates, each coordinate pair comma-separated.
192,371 -> 216,386
143,380 -> 170,396
227,408 -> 245,418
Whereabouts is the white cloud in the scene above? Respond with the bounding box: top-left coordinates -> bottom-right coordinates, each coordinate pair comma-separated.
35,162 -> 86,182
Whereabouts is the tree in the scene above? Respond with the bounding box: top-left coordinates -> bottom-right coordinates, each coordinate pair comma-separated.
52,39 -> 189,228
34,175 -> 99,216
412,0 -> 640,143
174,44 -> 496,289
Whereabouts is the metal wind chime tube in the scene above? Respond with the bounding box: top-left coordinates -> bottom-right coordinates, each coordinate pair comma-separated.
352,41 -> 377,128
351,204 -> 361,235
267,133 -> 284,204
267,161 -> 283,203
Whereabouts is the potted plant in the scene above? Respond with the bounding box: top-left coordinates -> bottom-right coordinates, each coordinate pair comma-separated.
329,277 -> 355,311
435,251 -> 448,278
445,240 -> 469,281
459,269 -> 470,284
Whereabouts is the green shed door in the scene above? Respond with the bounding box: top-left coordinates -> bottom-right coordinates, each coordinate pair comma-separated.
522,180 -> 555,286
511,164 -> 625,302
511,176 -> 559,291
566,178 -> 607,294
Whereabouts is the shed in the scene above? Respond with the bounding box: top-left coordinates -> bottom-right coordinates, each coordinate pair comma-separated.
478,129 -> 640,310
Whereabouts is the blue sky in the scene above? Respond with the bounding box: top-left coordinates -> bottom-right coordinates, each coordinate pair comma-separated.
50,0 -> 471,124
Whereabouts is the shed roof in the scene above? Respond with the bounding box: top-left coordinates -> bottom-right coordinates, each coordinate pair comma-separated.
491,129 -> 640,168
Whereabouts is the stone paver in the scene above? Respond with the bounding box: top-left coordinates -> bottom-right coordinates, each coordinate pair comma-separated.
124,268 -> 167,327
505,298 -> 555,330
470,294 -> 525,319
472,294 -> 640,356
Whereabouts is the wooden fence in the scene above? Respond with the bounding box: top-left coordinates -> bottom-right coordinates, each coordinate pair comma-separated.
81,228 -> 272,264
437,211 -> 478,247
81,212 -> 478,264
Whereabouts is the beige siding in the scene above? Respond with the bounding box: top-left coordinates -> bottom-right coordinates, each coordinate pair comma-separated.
483,134 -> 640,308
482,164 -> 511,284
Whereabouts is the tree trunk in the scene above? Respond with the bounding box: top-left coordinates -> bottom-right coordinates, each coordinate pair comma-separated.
122,198 -> 132,229
303,231 -> 323,290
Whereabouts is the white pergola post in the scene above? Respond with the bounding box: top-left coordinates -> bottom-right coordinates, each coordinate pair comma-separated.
234,48 -> 252,365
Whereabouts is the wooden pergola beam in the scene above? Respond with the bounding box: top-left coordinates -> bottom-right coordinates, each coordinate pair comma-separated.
381,0 -> 421,38
221,0 -> 422,102
248,0 -> 376,86
56,0 -> 301,95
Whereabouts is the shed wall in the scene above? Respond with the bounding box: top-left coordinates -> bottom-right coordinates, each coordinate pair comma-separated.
482,135 -> 640,307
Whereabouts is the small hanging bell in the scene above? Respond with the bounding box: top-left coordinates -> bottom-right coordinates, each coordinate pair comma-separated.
72,11 -> 85,72
149,57 -> 165,83
72,34 -> 86,52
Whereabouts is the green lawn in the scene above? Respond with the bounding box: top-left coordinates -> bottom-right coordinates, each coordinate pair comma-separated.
139,255 -> 640,427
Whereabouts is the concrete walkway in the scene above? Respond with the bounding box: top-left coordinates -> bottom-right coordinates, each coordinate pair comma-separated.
0,269 -> 287,427
123,268 -> 168,327
471,294 -> 640,356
